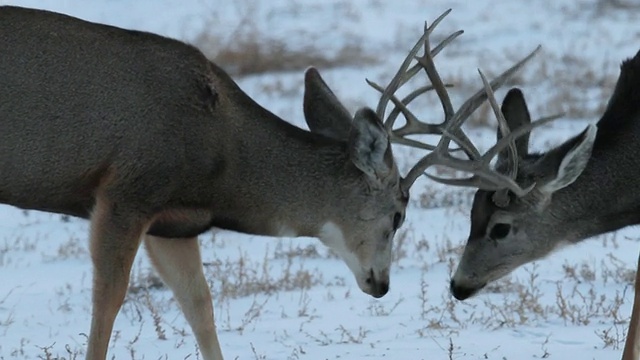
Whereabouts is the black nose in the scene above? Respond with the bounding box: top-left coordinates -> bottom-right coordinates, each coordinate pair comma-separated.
367,272 -> 389,298
450,279 -> 478,301
373,281 -> 389,298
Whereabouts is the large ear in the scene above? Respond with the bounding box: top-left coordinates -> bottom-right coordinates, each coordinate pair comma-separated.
303,67 -> 352,141
497,88 -> 532,167
349,108 -> 393,181
536,124 -> 597,194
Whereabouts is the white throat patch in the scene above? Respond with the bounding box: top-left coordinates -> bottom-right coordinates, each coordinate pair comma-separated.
318,222 -> 361,274
276,223 -> 298,237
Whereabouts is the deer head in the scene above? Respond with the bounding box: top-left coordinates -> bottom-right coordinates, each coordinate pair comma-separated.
447,88 -> 598,300
301,67 -> 408,298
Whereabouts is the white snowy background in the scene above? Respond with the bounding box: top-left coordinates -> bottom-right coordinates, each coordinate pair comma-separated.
0,0 -> 639,359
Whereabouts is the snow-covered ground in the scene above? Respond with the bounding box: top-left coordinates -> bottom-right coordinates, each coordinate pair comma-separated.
0,0 -> 639,359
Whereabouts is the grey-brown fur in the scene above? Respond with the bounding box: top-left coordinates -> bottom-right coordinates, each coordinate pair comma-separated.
450,51 -> 640,354
0,6 -> 408,360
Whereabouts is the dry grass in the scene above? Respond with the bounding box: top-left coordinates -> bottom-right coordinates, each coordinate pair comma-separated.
395,46 -> 620,133
189,1 -> 377,76
202,36 -> 376,77
596,0 -> 640,11
476,49 -> 618,124
2,188 -> 636,357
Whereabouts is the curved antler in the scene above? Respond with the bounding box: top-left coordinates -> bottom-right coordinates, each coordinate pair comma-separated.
367,9 -> 563,195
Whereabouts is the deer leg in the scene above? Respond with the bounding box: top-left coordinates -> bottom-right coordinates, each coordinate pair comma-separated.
144,235 -> 223,360
85,197 -> 146,360
622,252 -> 640,360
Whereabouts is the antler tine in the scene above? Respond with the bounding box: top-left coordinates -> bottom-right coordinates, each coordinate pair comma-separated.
424,113 -> 563,196
477,69 -> 518,180
478,68 -> 518,206
383,27 -> 462,119
366,82 -> 443,133
370,24 -> 431,128
396,29 -> 464,137
417,24 -> 455,124
367,8 -> 462,134
409,19 -> 482,161
482,113 -> 564,163
434,45 -> 542,152
400,45 -> 546,192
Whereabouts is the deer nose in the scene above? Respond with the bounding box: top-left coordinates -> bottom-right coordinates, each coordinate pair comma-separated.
366,270 -> 389,298
450,279 -> 478,301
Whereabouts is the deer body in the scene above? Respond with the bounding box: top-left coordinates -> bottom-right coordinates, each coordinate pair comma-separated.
1,6 -> 353,237
0,6 -> 410,360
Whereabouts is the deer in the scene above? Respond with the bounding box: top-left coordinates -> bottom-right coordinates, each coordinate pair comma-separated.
441,50 -> 640,359
0,4 -> 556,360
1,4 -> 412,359
362,10 -> 640,360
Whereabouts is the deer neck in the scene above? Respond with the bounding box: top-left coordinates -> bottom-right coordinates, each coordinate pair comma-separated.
552,126 -> 640,243
208,109 -> 356,239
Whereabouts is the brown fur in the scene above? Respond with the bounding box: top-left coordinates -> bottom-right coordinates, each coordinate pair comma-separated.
622,254 -> 640,360
452,50 -> 640,360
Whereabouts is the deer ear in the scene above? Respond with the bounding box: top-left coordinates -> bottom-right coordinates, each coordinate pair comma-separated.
497,88 -> 532,167
303,67 -> 352,141
537,124 -> 597,194
349,108 -> 393,182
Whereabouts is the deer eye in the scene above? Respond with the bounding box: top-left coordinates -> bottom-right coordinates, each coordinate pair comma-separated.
489,223 -> 511,240
393,212 -> 402,230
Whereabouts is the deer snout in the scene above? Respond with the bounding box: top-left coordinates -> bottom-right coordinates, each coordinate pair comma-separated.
449,279 -> 483,301
365,269 -> 389,298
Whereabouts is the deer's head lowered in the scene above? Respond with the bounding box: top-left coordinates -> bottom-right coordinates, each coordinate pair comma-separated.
449,89 -> 596,300
300,68 -> 407,298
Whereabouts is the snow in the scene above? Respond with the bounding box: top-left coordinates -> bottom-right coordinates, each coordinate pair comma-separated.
0,0 -> 639,359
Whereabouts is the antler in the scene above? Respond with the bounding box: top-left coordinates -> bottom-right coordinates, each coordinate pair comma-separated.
367,9 -> 562,196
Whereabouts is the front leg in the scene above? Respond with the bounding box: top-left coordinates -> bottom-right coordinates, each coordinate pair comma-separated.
86,198 -> 147,360
622,253 -> 640,360
144,235 -> 223,360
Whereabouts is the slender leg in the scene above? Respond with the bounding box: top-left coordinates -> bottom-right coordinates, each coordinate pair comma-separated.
86,198 -> 146,360
144,235 -> 223,360
622,253 -> 640,360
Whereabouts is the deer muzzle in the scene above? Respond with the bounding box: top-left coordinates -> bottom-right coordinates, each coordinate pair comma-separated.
366,269 -> 389,298
449,278 -> 484,301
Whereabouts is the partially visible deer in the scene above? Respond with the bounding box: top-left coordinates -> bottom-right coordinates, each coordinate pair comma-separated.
445,50 -> 640,359
396,47 -> 640,359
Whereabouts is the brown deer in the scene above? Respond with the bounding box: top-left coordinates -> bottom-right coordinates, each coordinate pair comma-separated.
378,25 -> 640,360
0,5 -> 549,360
445,51 -> 640,359
2,5 -> 408,360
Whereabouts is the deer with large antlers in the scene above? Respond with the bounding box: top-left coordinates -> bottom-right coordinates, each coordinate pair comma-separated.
446,52 -> 640,360
367,9 -> 640,360
1,5 -> 412,360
